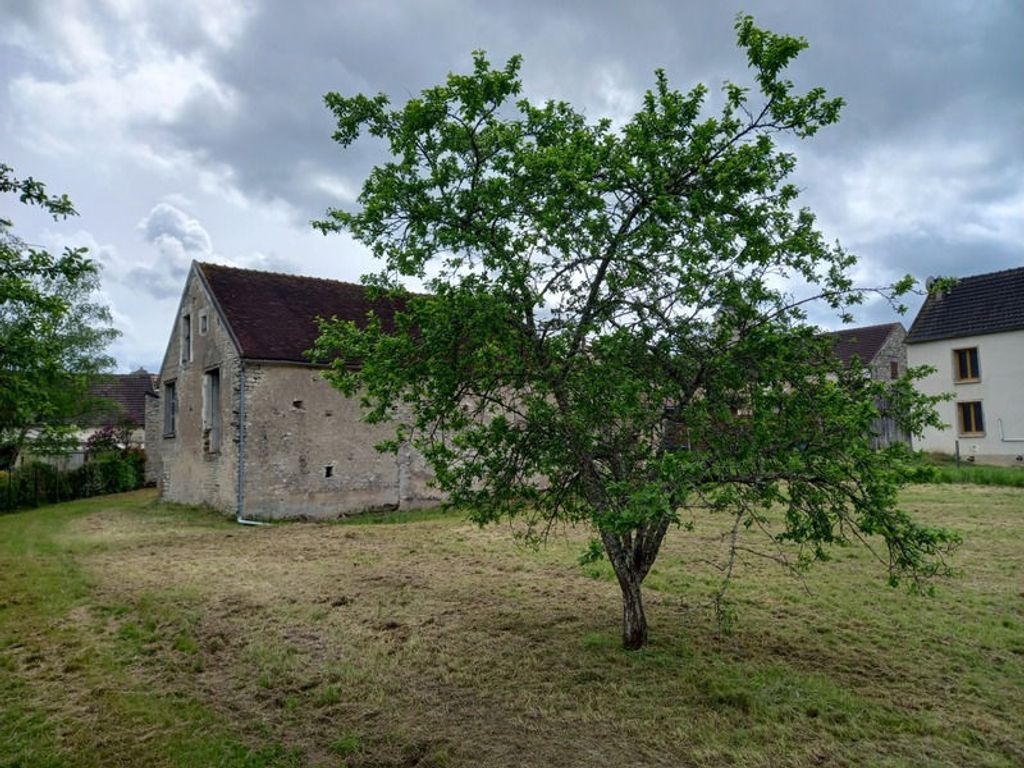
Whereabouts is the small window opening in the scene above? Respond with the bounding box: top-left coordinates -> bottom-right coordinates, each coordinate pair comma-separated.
292,400 -> 304,410
199,311 -> 209,335
181,314 -> 192,363
324,465 -> 334,478
163,381 -> 177,436
203,368 -> 221,452
890,361 -> 899,379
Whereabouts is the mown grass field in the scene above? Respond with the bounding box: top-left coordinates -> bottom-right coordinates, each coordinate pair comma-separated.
1,486 -> 1022,767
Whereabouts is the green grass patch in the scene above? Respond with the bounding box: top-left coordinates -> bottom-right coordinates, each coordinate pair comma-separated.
330,504 -> 459,526
919,451 -> 1024,487
929,461 -> 1024,487
0,491 -> 308,767
329,732 -> 362,756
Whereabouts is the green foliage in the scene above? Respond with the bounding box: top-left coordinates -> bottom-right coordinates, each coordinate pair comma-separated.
84,422 -> 138,457
313,17 -> 957,647
578,537 -> 606,566
928,461 -> 1024,488
0,163 -> 119,469
0,454 -> 143,511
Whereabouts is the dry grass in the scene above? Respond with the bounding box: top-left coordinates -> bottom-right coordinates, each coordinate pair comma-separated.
1,485 -> 1023,767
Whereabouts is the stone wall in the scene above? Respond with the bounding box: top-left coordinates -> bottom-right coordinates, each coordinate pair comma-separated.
150,265 -> 444,520
150,268 -> 241,513
240,363 -> 442,520
869,324 -> 908,383
143,394 -> 162,484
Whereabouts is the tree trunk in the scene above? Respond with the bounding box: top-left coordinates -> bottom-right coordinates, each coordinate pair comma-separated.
618,573 -> 648,650
600,517 -> 671,650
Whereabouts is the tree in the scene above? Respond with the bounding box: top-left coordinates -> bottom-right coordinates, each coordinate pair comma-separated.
84,421 -> 138,458
313,17 -> 958,649
0,163 -> 119,469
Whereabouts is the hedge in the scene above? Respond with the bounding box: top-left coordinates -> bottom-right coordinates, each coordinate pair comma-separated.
0,450 -> 146,512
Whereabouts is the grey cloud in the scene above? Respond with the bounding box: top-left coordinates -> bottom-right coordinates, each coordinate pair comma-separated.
129,202 -> 213,299
2,0 -> 1021,369
141,202 -> 213,254
129,202 -> 297,299
161,2 -> 1024,260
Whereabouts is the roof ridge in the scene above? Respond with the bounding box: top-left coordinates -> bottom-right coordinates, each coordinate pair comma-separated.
831,321 -> 901,332
945,265 -> 1024,283
198,261 -> 367,291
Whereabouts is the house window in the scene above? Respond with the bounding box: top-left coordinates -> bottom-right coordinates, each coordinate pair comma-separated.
953,347 -> 979,382
164,381 -> 177,436
203,369 -> 221,452
890,361 -> 899,379
181,314 -> 192,364
957,401 -> 984,436
199,311 -> 209,336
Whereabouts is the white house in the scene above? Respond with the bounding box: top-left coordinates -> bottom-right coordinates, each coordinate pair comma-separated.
906,266 -> 1024,466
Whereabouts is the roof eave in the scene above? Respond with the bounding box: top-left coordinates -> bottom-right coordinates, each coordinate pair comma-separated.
906,324 -> 1024,345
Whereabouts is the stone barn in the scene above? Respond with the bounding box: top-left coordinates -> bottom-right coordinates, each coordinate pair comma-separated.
145,261 -> 440,520
828,321 -> 911,449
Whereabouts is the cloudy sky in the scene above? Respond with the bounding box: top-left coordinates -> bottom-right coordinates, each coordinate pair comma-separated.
2,0 -> 1021,371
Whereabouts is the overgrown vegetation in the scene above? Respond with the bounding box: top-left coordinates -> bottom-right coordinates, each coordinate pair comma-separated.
1,486 -> 1021,766
0,451 -> 145,511
931,462 -> 1024,488
0,163 -> 119,469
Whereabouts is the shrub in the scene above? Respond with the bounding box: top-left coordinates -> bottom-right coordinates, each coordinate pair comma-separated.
3,453 -> 145,511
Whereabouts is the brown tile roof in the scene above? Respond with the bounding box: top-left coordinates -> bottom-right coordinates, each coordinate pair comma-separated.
86,368 -> 156,427
198,262 -> 404,363
906,266 -> 1024,344
828,322 -> 903,367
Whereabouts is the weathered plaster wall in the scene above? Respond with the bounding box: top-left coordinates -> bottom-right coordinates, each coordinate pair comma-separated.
153,270 -> 241,512
869,325 -> 908,382
908,329 -> 1024,465
240,364 -> 442,519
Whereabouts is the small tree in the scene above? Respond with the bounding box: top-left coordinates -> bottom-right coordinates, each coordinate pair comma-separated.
84,421 -> 137,458
313,17 -> 958,649
0,164 -> 119,469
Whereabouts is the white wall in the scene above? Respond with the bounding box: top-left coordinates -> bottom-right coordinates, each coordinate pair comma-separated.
908,329 -> 1024,464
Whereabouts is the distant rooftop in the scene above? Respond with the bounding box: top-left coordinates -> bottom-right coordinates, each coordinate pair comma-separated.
87,368 -> 156,427
906,266 -> 1024,344
828,322 -> 904,367
197,262 -> 405,364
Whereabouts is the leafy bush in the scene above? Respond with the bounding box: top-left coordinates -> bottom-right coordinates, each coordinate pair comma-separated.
96,454 -> 138,493
2,453 -> 145,511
